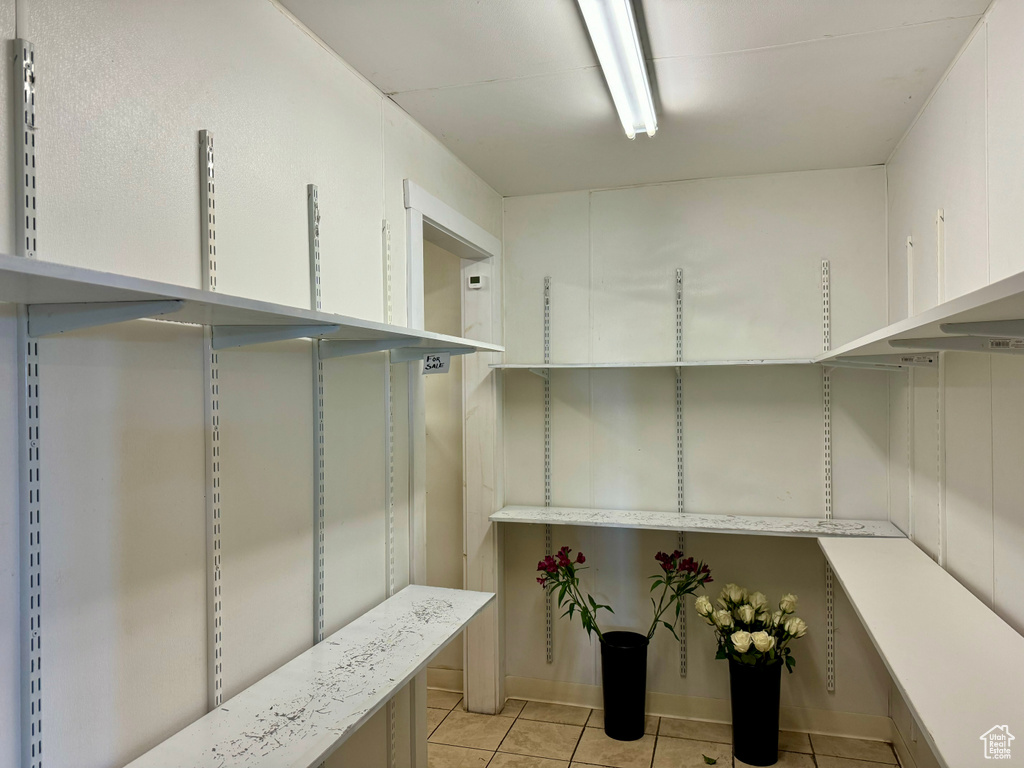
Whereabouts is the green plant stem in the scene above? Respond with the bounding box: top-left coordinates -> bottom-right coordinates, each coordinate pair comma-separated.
647,577 -> 674,638
568,575 -> 604,641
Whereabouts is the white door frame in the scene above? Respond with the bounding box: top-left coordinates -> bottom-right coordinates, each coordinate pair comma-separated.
404,181 -> 504,734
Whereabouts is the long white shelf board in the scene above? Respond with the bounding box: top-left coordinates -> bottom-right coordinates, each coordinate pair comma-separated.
124,585 -> 493,768
820,538 -> 1024,768
491,505 -> 904,538
0,253 -> 502,353
491,359 -> 816,370
820,267 -> 1024,360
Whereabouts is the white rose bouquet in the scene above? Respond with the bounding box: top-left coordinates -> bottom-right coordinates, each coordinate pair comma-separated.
696,584 -> 807,672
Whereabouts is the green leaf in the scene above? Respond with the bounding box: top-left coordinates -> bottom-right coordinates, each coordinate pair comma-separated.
702,755 -> 718,765
786,655 -> 797,672
715,648 -> 727,660
588,594 -> 598,609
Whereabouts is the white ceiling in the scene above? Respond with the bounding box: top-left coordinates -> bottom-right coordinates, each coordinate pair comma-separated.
281,0 -> 991,196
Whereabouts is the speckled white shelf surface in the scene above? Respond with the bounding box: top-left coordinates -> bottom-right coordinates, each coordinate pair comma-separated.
821,538 -> 1024,768
491,505 -> 905,538
124,585 -> 493,768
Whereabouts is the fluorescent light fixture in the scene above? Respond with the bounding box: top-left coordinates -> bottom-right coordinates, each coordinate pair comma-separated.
577,0 -> 657,139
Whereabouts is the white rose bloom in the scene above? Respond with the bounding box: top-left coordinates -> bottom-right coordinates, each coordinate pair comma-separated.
779,593 -> 798,614
756,610 -> 771,625
731,630 -> 753,653
749,591 -> 768,611
695,595 -> 713,617
723,583 -> 746,604
771,611 -> 783,628
713,609 -> 734,629
784,617 -> 808,638
751,631 -> 775,652
736,604 -> 756,624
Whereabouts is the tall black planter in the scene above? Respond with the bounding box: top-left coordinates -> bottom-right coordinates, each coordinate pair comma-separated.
599,631 -> 649,741
729,659 -> 782,766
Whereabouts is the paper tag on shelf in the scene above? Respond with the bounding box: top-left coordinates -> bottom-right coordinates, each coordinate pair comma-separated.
422,352 -> 451,374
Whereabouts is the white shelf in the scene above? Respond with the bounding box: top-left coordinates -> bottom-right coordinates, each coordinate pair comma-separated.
0,253 -> 503,355
820,268 -> 1024,360
491,505 -> 905,538
491,359 -> 816,370
124,585 -> 493,768
820,538 -> 1024,768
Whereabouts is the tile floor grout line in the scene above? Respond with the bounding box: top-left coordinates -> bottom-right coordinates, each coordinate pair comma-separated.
427,691 -> 896,768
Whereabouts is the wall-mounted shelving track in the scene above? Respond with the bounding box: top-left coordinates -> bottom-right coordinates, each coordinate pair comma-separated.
123,585 -> 494,768
0,251 -> 503,356
491,504 -> 905,539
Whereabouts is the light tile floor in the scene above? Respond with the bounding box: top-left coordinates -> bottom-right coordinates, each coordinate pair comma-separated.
426,689 -> 900,768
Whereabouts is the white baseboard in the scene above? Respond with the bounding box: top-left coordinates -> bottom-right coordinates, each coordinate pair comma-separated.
889,720 -> 940,768
427,667 -> 464,693
504,675 -> 895,743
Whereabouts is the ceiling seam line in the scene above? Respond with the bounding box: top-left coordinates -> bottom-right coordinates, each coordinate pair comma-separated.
384,14 -> 985,97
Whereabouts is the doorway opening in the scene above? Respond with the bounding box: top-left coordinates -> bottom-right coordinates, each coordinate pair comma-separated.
423,241 -> 466,694
404,179 -> 502,724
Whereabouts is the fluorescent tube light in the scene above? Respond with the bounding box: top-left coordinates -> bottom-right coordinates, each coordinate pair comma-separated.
577,0 -> 657,139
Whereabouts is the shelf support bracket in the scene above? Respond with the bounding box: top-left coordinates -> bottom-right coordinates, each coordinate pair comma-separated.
890,336 -> 1024,354
527,367 -> 549,380
390,346 -> 473,364
939,319 -> 1024,337
319,338 -> 410,360
824,361 -> 907,372
27,300 -> 184,337
211,324 -> 339,350
826,354 -> 937,372
839,354 -> 936,368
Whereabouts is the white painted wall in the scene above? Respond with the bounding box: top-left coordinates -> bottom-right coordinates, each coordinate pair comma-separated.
885,3 -> 1024,765
0,2 -> 501,767
501,167 -> 893,719
886,0 -> 1024,650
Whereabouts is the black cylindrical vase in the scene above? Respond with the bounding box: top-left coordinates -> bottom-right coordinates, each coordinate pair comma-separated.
599,631 -> 649,741
729,659 -> 782,766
